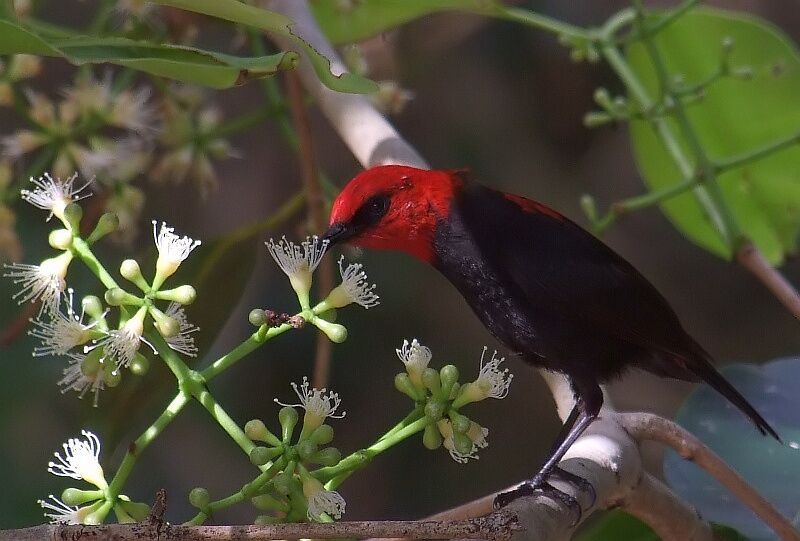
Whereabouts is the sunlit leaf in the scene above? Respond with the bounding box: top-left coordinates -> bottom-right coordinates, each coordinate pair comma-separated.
151,0 -> 378,94
0,20 -> 298,88
664,357 -> 800,540
627,9 -> 800,264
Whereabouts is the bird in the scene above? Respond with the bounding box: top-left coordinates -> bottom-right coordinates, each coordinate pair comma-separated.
321,164 -> 779,512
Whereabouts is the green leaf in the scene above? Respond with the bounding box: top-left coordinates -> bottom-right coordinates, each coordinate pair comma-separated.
627,9 -> 800,264
0,20 -> 298,88
575,510 -> 659,541
310,0 -> 496,45
150,0 -> 378,94
664,357 -> 800,540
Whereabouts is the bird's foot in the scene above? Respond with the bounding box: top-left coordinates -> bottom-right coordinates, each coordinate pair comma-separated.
493,469 -> 594,526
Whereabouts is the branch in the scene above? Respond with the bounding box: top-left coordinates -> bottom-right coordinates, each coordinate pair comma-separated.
736,241 -> 800,320
0,515 -> 519,541
620,412 -> 800,541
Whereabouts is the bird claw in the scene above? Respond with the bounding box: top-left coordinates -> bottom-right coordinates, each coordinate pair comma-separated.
493,470 -> 594,526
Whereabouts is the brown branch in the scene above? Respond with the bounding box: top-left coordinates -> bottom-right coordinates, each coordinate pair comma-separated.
0,514 -> 519,541
285,70 -> 335,389
620,412 -> 800,541
736,241 -> 800,320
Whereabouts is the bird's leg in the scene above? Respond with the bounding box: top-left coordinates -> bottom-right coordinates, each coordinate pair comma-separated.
494,382 -> 603,523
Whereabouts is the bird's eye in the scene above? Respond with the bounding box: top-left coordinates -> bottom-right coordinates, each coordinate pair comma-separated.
351,193 -> 391,229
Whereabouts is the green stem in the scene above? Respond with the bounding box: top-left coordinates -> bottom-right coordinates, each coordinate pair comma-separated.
194,385 -> 257,457
200,323 -> 292,381
488,5 -> 594,42
639,0 -> 702,39
376,407 -> 424,442
70,237 -> 120,290
106,392 -> 190,499
184,457 -> 286,526
146,330 -> 194,381
714,131 -> 800,172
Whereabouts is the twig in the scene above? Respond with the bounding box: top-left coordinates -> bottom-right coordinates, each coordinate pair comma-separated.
620,411 -> 800,541
285,70 -> 335,388
736,241 -> 800,320
0,515 -> 519,541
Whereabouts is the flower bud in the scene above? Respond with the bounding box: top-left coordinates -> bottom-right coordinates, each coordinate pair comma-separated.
189,487 -> 210,509
48,229 -> 73,250
249,309 -> 267,327
423,423 -> 442,450
155,284 -> 197,305
129,353 -> 149,376
312,318 -> 347,343
252,494 -> 288,512
104,287 -> 142,307
296,440 -> 318,461
440,365 -> 459,391
81,348 -> 103,376
424,400 -> 446,422
87,213 -> 119,244
310,424 -> 334,446
278,406 -> 298,442
119,259 -> 148,291
449,412 -> 471,434
103,360 -> 122,387
245,419 -> 281,446
453,432 -> 474,456
82,295 -> 104,320
62,202 -> 83,231
119,500 -> 151,521
61,488 -> 102,506
422,367 -> 441,396
154,312 -> 180,339
273,470 -> 296,495
250,446 -> 275,466
394,372 -> 423,401
311,447 -> 341,467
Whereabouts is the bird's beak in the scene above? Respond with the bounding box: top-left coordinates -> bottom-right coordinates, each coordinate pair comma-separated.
322,222 -> 351,246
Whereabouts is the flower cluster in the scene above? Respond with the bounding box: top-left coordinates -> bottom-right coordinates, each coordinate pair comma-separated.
394,339 -> 513,463
263,236 -> 380,343
187,379 -> 348,524
5,175 -> 202,404
38,430 -> 150,525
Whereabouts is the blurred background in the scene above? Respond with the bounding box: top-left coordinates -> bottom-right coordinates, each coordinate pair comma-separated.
1,0 -> 799,531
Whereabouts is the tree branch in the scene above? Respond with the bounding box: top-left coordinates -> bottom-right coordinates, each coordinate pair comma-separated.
736,241 -> 800,320
620,412 -> 800,541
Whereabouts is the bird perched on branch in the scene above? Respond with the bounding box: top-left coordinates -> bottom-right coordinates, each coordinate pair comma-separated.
322,165 -> 778,512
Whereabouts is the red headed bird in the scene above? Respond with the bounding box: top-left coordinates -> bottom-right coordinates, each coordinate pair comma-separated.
322,165 -> 778,511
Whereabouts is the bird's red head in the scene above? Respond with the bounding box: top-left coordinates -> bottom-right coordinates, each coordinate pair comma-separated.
323,165 -> 463,262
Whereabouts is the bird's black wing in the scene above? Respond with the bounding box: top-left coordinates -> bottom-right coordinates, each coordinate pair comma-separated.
455,183 -> 694,359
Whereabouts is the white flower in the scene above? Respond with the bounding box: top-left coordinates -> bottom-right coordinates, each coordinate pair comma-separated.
29,289 -> 99,356
1,129 -> 46,158
437,419 -> 487,464
467,422 -> 489,450
396,338 -> 432,386
152,220 -> 201,285
20,172 -> 91,221
275,376 -> 345,432
475,347 -> 513,399
47,430 -> 107,489
59,353 -> 105,407
38,495 -> 82,525
91,307 -> 152,370
324,256 -> 379,309
265,236 -> 328,306
164,302 -> 199,357
303,476 -> 346,522
110,87 -> 154,133
4,252 -> 72,314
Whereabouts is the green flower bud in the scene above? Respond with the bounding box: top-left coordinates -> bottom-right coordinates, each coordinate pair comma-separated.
84,505 -> 110,526
153,312 -> 180,339
422,367 -> 441,396
129,353 -> 149,376
245,419 -> 279,446
119,259 -> 149,290
155,284 -> 197,305
80,296 -> 105,327
61,488 -> 103,506
313,318 -> 347,343
189,487 -> 210,509
583,111 -> 613,128
48,229 -> 73,250
62,202 -> 83,231
87,212 -> 119,244
249,309 -> 267,327
103,361 -> 122,387
423,423 -> 443,450
311,447 -> 341,467
250,446 -> 275,466
317,308 -> 337,323
296,439 -> 318,461
448,382 -> 461,401
273,470 -> 296,495
439,365 -> 459,391
449,412 -> 471,434
453,432 -> 474,456
104,287 -> 142,307
252,494 -> 288,512
394,372 -> 423,401
424,400 -> 446,422
310,424 -> 334,446
118,500 -> 151,521
279,406 -> 298,442
593,87 -> 612,109
81,348 -> 103,376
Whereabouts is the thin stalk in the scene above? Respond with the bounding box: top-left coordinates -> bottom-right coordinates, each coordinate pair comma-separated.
200,323 -> 293,380
489,5 -> 594,42
194,385 -> 257,458
714,131 -> 800,173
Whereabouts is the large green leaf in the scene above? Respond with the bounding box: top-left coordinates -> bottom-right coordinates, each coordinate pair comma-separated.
577,510 -> 748,541
0,19 -> 298,88
627,9 -> 800,264
664,358 -> 800,540
151,0 -> 378,94
310,0 -> 495,45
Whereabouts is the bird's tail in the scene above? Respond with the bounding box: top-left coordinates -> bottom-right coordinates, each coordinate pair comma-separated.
676,340 -> 780,441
